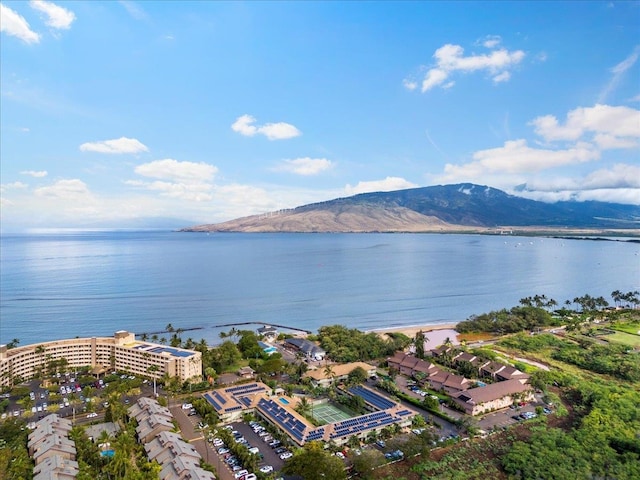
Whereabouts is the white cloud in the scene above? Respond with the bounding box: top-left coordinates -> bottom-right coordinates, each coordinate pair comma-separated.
118,0 -> 147,20
20,170 -> 48,178
345,177 -> 418,195
130,159 -> 218,202
0,3 -> 41,44
442,139 -> 599,179
593,133 -> 638,150
79,137 -> 149,154
30,0 -> 75,30
529,104 -> 640,143
598,45 -> 640,103
0,181 -> 29,191
421,68 -> 448,91
409,41 -> 525,93
273,157 -> 333,176
432,102 -> 640,205
480,35 -> 502,49
34,179 -> 92,199
134,159 -> 217,182
492,71 -> 511,83
231,114 -> 301,140
511,164 -> 640,204
402,79 -> 417,91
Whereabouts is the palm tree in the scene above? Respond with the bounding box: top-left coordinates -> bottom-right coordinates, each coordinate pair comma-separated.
147,364 -> 160,397
296,397 -> 312,417
611,290 -> 622,307
324,364 -> 335,384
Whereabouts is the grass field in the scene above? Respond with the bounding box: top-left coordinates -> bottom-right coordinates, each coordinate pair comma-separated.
311,402 -> 354,425
611,322 -> 640,335
604,331 -> 640,348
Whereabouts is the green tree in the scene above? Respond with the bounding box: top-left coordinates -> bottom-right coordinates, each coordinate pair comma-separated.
415,330 -> 426,359
281,441 -> 347,480
347,366 -> 368,385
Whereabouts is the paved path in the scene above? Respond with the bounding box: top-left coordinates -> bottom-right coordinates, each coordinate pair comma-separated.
169,404 -> 235,480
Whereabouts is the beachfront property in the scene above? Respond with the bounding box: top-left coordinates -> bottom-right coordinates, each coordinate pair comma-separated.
284,337 -> 326,361
304,361 -> 377,388
0,331 -> 202,387
256,325 -> 279,341
203,381 -> 416,446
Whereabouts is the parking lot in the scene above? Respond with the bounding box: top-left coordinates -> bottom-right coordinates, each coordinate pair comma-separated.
230,420 -> 286,472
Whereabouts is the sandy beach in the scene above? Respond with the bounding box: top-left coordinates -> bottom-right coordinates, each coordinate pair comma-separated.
366,322 -> 459,339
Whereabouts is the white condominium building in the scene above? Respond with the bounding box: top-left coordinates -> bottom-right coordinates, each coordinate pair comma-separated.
0,331 -> 201,387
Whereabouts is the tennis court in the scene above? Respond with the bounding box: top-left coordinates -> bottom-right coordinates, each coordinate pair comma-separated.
311,402 -> 354,424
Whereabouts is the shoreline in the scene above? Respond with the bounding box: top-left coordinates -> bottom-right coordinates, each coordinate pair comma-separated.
365,322 -> 460,339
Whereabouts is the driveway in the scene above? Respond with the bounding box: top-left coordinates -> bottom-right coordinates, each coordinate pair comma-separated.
170,404 -> 235,480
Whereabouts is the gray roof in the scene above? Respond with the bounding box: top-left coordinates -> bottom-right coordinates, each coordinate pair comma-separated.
285,338 -> 325,355
136,414 -> 174,442
33,455 -> 79,480
145,431 -> 200,465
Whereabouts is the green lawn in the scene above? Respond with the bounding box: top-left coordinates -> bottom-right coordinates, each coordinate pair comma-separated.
611,322 -> 640,335
603,331 -> 640,348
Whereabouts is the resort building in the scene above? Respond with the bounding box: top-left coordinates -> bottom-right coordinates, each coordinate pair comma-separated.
451,379 -> 535,415
284,338 -> 326,361
0,331 -> 201,387
387,352 -> 439,378
203,382 -> 416,447
256,325 -> 279,341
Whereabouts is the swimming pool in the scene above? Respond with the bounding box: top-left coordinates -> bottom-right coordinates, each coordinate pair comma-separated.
279,397 -> 290,405
100,450 -> 115,457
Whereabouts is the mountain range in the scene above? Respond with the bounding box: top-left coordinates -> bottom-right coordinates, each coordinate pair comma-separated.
182,184 -> 640,234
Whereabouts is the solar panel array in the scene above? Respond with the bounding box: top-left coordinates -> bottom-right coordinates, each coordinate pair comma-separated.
348,386 -> 395,410
226,383 -> 267,396
329,410 -> 396,439
305,427 -> 325,442
204,383 -> 269,414
203,393 -> 222,411
258,398 -> 307,442
147,346 -> 194,358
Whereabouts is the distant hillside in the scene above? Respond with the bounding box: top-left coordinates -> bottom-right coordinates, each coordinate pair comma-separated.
182,183 -> 640,233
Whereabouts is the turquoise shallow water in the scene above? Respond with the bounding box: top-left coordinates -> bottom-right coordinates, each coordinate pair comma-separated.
1,231 -> 638,346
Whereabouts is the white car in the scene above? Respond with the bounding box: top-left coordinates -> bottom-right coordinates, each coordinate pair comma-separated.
259,465 -> 273,473
182,403 -> 193,410
87,412 -> 98,418
279,452 -> 293,460
234,470 -> 248,479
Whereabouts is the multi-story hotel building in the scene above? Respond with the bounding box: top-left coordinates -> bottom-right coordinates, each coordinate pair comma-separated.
0,331 -> 202,387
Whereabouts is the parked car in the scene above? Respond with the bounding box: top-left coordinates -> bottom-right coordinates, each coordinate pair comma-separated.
260,466 -> 274,473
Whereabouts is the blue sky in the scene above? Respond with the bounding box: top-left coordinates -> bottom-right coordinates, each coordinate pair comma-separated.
1,1 -> 639,231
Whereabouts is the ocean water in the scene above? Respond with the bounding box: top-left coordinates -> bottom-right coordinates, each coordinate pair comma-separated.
1,231 -> 638,346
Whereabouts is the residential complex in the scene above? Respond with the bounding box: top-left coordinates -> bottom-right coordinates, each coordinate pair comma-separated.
0,331 -> 202,387
388,351 -> 533,416
203,381 -> 416,446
